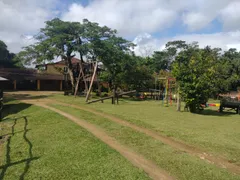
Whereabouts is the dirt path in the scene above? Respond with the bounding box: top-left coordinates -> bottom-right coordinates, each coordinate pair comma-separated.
28,101 -> 175,180
51,101 -> 240,175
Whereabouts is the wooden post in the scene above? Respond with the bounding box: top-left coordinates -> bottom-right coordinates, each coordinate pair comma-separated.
176,85 -> 181,111
74,63 -> 83,97
117,94 -> 119,104
60,80 -> 63,91
13,80 -> 17,90
112,86 -> 117,104
96,73 -> 102,96
85,61 -> 98,102
79,61 -> 88,95
86,90 -> 136,104
164,78 -> 169,106
37,80 -> 41,91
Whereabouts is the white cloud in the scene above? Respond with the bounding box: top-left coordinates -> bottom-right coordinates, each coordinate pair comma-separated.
0,0 -> 57,53
134,31 -> 240,55
62,0 -> 240,34
133,33 -> 162,56
1,0 -> 240,54
182,12 -> 211,31
62,0 -> 178,37
173,31 -> 240,50
220,1 -> 240,31
181,0 -> 235,31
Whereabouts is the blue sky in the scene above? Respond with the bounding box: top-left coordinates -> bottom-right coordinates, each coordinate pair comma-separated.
1,0 -> 240,55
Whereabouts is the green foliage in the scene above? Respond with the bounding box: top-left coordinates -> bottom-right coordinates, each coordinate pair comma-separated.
172,45 -> 218,112
13,17 -> 240,100
150,41 -> 188,72
99,54 -> 153,91
15,18 -> 138,93
220,48 -> 240,91
150,41 -> 240,112
151,51 -> 170,72
0,40 -> 19,68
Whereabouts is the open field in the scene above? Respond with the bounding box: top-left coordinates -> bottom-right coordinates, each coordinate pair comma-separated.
1,91 -> 240,180
49,94 -> 240,165
0,100 -> 149,180
49,103 -> 239,180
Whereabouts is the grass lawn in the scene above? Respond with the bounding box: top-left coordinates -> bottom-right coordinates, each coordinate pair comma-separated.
50,104 -> 240,180
0,101 -> 149,180
50,95 -> 240,165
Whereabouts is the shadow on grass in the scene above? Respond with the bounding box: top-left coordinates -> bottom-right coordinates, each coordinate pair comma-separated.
4,94 -> 51,102
1,103 -> 32,120
119,97 -> 158,102
19,117 -> 34,180
0,116 -> 40,180
196,109 -> 237,116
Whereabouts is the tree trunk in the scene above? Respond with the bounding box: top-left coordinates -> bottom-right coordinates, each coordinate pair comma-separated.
95,73 -> 102,96
85,61 -> 98,102
78,52 -> 88,96
79,64 -> 88,95
189,103 -> 197,113
176,86 -> 181,111
64,55 -> 75,95
112,86 -> 116,104
68,69 -> 75,94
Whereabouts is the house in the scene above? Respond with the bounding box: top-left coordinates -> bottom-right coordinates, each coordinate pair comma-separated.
0,58 -> 108,91
0,67 -> 64,91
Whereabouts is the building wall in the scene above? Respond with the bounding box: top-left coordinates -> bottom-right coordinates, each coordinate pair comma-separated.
38,64 -> 65,75
40,80 -> 62,91
47,64 -> 65,74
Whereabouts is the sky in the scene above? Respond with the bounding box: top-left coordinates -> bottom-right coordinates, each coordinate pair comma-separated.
1,0 -> 240,56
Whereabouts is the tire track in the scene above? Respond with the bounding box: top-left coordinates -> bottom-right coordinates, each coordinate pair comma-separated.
33,102 -> 175,180
53,101 -> 240,175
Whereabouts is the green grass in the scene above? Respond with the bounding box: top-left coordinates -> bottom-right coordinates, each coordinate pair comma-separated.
50,95 -> 240,165
50,104 -> 240,180
0,102 -> 149,180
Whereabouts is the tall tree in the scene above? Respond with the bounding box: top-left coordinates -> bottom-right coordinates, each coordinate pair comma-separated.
165,40 -> 188,111
72,19 -> 118,96
96,37 -> 134,103
0,40 -> 17,68
16,18 -> 134,98
15,18 -> 81,92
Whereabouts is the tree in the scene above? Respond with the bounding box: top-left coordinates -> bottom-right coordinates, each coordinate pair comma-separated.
172,44 -> 218,113
118,55 -> 153,91
15,18 -> 126,94
72,19 -> 118,96
221,49 -> 240,91
151,51 -> 169,72
165,40 -> 188,111
0,40 -> 18,68
95,36 -> 134,103
15,18 -> 82,92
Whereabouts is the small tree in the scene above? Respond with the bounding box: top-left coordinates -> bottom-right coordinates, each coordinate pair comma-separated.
172,44 -> 218,112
